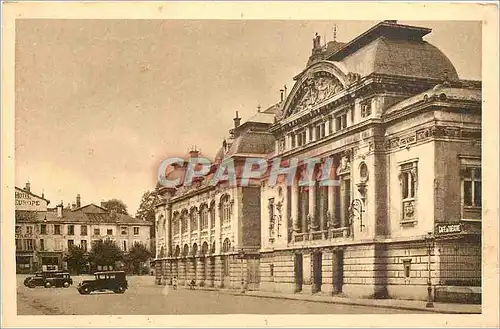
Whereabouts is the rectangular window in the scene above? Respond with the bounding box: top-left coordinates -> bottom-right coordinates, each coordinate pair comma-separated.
81,225 -> 88,236
40,224 -> 47,235
94,228 -> 100,236
122,240 -> 127,252
291,133 -> 296,148
460,158 -> 481,220
26,226 -> 33,235
15,226 -> 22,235
16,239 -> 22,250
133,227 -> 140,235
40,239 -> 45,251
67,225 -> 74,235
335,116 -> 342,131
341,114 -> 347,129
25,239 -> 34,250
107,229 -> 113,236
270,264 -> 274,278
68,239 -> 74,248
121,226 -> 128,235
54,225 -> 61,235
399,160 -> 418,223
309,126 -> 314,142
223,256 -> 230,276
81,240 -> 87,251
403,259 -> 411,278
361,102 -> 372,118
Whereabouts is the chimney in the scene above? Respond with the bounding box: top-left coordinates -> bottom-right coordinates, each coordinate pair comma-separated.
76,194 -> 81,208
189,146 -> 199,158
233,111 -> 241,129
280,89 -> 285,101
57,202 -> 63,218
25,182 -> 31,192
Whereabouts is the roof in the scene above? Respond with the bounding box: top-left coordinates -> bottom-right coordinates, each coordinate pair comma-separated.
384,85 -> 482,117
16,206 -> 151,225
94,271 -> 126,275
325,21 -> 458,81
329,21 -> 431,60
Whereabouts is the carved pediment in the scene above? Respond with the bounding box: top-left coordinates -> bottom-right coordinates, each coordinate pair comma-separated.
289,72 -> 344,116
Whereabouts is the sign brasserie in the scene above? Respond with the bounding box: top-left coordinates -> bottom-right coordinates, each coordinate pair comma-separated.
435,223 -> 462,235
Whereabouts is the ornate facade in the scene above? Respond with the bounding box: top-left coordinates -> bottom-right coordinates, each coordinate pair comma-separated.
154,21 -> 481,303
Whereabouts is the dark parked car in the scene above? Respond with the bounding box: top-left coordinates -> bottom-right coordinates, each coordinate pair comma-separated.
77,271 -> 128,295
44,272 -> 73,288
23,270 -> 63,288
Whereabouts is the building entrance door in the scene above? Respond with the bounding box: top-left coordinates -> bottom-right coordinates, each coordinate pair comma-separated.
294,253 -> 303,292
313,252 -> 322,293
246,257 -> 260,291
332,250 -> 344,293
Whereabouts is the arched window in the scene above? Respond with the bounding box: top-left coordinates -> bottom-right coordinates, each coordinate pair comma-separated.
181,210 -> 188,234
173,212 -> 180,235
210,201 -> 216,229
183,244 -> 189,257
200,204 -> 209,230
222,238 -> 231,253
190,207 -> 198,232
220,195 -> 231,226
201,241 -> 209,255
174,245 -> 180,257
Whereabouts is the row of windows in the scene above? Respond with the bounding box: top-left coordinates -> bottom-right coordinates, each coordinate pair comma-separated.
15,224 -> 141,236
172,195 -> 231,235
16,238 -> 142,252
289,113 -> 349,150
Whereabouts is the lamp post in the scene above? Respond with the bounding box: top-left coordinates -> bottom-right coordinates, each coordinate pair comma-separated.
424,231 -> 435,308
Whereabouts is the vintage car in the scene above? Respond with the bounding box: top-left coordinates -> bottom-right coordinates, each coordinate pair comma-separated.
44,272 -> 73,288
77,271 -> 128,295
23,270 -> 64,288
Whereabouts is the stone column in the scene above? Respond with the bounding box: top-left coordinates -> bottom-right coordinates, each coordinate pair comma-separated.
319,187 -> 326,231
301,188 -> 308,233
308,184 -> 316,231
214,200 -> 221,254
291,177 -> 299,231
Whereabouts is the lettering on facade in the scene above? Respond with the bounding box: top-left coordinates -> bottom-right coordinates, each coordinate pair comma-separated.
15,190 -> 45,211
436,223 -> 462,235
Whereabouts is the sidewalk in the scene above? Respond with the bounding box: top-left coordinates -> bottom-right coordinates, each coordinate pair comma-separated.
178,285 -> 481,314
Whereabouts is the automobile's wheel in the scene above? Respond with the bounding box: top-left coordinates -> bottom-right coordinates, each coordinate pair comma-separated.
27,282 -> 35,288
114,285 -> 126,294
63,281 -> 70,288
44,282 -> 52,288
79,285 -> 91,295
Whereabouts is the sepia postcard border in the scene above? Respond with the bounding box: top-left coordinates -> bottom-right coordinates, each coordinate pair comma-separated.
1,1 -> 499,328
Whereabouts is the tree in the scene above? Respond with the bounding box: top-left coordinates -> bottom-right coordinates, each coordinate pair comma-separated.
125,242 -> 153,275
135,190 -> 158,235
88,239 -> 123,271
101,199 -> 129,215
64,245 -> 88,275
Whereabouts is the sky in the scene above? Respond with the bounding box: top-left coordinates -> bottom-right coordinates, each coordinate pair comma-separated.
14,20 -> 481,215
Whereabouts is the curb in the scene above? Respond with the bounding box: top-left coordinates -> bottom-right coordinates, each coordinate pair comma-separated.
171,285 -> 481,314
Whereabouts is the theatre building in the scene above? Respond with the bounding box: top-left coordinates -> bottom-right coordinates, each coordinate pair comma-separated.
260,21 -> 481,302
154,20 -> 481,303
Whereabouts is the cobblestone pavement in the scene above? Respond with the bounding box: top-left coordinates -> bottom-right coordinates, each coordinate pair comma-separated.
16,275 -> 422,315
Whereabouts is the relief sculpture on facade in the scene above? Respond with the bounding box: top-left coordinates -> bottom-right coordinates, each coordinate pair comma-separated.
290,73 -> 344,115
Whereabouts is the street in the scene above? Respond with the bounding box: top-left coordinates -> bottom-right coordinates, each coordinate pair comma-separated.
16,275 -> 421,315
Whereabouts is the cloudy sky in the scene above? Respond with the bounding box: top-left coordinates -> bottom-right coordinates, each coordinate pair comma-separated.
15,20 -> 481,214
